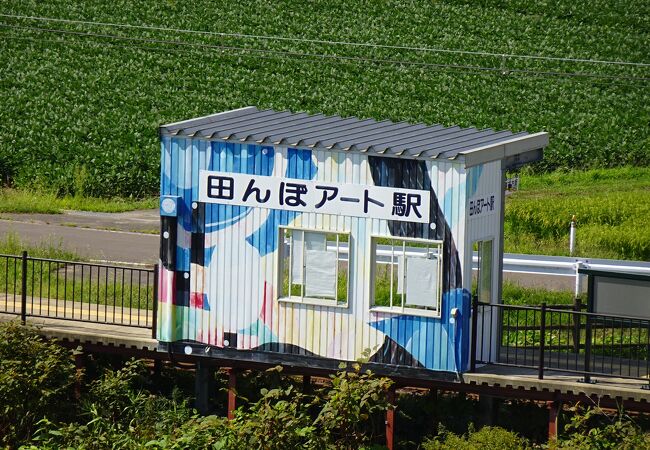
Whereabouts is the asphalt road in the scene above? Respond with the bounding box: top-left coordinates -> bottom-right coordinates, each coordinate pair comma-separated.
0,210 -> 573,290
0,213 -> 159,264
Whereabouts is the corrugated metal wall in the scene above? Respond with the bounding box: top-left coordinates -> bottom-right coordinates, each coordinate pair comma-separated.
465,159 -> 503,363
465,160 -> 502,299
158,136 -> 476,372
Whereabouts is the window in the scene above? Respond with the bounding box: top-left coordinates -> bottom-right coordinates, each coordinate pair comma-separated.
472,239 -> 493,303
370,236 -> 443,317
278,227 -> 348,306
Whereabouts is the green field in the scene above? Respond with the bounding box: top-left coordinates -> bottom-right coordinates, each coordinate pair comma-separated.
504,167 -> 650,259
1,0 -> 648,198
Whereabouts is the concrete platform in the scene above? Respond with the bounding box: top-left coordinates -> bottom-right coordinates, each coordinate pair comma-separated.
0,312 -> 157,351
464,364 -> 650,404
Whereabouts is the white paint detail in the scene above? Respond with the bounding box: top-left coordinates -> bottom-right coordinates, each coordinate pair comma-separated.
161,198 -> 177,214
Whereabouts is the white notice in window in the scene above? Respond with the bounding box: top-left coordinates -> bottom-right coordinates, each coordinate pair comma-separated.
291,232 -> 327,284
304,249 -> 337,298
405,257 -> 439,308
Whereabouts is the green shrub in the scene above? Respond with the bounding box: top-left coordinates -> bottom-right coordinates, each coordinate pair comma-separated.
26,359 -> 393,449
31,360 -> 194,449
146,414 -> 230,449
226,384 -> 322,450
0,321 -> 77,447
553,406 -> 650,449
315,362 -> 393,449
422,424 -> 530,450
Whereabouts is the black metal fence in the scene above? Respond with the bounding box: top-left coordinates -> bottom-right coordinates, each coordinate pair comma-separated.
0,251 -> 158,334
471,298 -> 650,384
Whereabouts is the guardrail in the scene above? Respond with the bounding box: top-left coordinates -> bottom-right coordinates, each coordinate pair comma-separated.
499,253 -> 650,277
326,241 -> 650,295
325,242 -> 650,277
471,299 -> 650,385
0,251 -> 158,336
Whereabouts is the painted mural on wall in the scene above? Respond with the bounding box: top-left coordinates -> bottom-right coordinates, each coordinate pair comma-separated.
158,137 -> 471,373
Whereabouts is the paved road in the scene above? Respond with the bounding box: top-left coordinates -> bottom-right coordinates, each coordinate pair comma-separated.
0,212 -> 159,264
0,210 -> 573,290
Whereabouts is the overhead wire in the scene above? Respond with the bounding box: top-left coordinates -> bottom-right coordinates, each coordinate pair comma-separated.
2,34 -> 646,90
1,12 -> 649,68
1,22 -> 649,84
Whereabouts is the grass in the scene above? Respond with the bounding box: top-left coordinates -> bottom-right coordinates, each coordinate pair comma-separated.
0,189 -> 157,214
496,282 -> 647,361
504,167 -> 650,260
499,307 -> 648,361
501,282 -> 573,307
0,232 -> 81,261
0,1 -> 648,198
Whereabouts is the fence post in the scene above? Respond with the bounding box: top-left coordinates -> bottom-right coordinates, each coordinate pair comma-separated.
583,317 -> 593,384
21,251 -> 28,324
538,302 -> 547,380
151,264 -> 159,340
470,295 -> 479,372
572,298 -> 581,353
583,275 -> 594,384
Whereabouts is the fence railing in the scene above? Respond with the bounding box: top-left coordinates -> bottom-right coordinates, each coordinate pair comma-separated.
0,251 -> 158,336
471,299 -> 650,384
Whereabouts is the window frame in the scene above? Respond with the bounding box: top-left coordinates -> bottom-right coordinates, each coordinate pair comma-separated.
472,237 -> 495,304
276,225 -> 350,309
369,235 -> 444,318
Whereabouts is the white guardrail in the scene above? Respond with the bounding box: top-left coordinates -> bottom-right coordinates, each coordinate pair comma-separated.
325,242 -> 650,293
498,253 -> 650,277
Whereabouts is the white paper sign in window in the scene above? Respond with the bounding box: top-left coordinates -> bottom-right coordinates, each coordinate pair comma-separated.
405,257 -> 439,308
396,255 -> 405,295
291,231 -> 326,284
279,227 -> 348,305
304,249 -> 337,298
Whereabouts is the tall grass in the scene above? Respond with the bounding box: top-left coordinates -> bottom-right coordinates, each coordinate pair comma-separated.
501,282 -> 574,306
0,189 -> 157,214
505,168 -> 650,260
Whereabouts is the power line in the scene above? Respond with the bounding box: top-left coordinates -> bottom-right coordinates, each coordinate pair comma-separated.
2,34 -> 646,90
1,12 -> 649,68
2,23 -> 649,83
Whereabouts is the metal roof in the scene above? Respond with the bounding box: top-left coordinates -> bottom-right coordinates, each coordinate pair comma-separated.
160,106 -> 548,166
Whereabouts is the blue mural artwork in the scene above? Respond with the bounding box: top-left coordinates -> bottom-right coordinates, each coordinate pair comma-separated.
246,148 -> 318,257
160,136 -> 472,374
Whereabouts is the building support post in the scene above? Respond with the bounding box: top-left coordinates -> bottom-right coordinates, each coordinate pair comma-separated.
386,385 -> 396,450
227,368 -> 237,420
547,401 -> 561,441
194,360 -> 215,415
302,374 -> 312,394
479,395 -> 500,426
153,359 -> 163,379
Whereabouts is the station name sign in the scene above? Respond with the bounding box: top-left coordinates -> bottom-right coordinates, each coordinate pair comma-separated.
468,193 -> 497,219
198,171 -> 430,223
